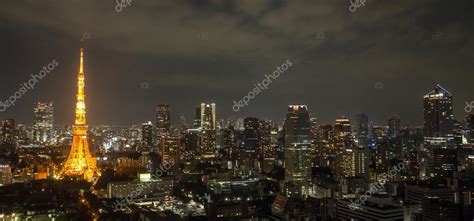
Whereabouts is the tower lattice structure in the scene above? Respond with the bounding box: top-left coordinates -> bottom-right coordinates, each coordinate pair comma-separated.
59,48 -> 100,181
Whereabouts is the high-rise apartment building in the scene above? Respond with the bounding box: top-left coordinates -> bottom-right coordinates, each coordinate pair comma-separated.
33,102 -> 54,143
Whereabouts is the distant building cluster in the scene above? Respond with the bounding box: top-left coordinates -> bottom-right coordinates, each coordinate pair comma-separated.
1,84 -> 474,220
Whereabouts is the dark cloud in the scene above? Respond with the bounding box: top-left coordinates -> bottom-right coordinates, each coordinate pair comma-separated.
0,0 -> 473,126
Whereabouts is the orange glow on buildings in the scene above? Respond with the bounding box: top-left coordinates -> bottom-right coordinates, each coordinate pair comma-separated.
59,48 -> 100,181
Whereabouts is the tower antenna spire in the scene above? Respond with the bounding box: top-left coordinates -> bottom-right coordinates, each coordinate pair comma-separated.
79,47 -> 84,73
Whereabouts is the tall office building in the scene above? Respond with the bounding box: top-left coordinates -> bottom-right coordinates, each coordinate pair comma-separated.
284,105 -> 311,183
433,148 -> 457,178
33,102 -> 54,143
222,127 -> 235,158
355,113 -> 368,149
1,119 -> 16,154
141,121 -> 154,148
423,84 -> 454,147
334,117 -> 352,148
260,120 -> 275,159
200,103 -> 216,130
387,115 -> 401,138
156,104 -> 170,134
241,117 -> 261,171
1,119 -> 15,145
453,120 -> 464,148
309,113 -> 318,140
200,129 -> 217,159
194,107 -> 201,129
337,148 -> 356,179
354,147 -> 369,179
467,114 -> 474,144
243,118 -> 260,152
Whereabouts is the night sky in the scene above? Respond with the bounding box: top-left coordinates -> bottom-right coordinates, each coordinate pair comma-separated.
0,0 -> 473,126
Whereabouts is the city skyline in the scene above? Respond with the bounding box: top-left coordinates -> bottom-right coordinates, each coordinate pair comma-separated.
1,1 -> 474,220
0,0 -> 473,125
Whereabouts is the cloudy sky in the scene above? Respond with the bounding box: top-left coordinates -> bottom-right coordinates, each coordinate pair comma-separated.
0,0 -> 473,126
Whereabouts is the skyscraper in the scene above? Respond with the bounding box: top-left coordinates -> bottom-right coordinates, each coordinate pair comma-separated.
423,85 -> 455,179
423,84 -> 454,146
284,105 -> 311,183
467,114 -> 474,144
260,120 -> 274,159
33,102 -> 54,143
243,117 -> 260,152
200,129 -> 217,159
334,116 -> 352,148
387,115 -> 401,138
200,103 -> 216,130
1,119 -> 15,145
193,106 -> 201,129
142,121 -> 154,149
355,113 -> 368,149
0,119 -> 16,154
242,117 -> 261,171
59,48 -> 100,181
156,104 -> 170,134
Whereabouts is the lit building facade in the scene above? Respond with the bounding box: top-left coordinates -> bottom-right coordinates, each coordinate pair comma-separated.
423,84 -> 454,147
156,104 -> 170,135
200,103 -> 216,130
355,113 -> 368,149
388,115 -> 401,138
33,101 -> 54,143
141,121 -> 154,149
284,105 -> 311,184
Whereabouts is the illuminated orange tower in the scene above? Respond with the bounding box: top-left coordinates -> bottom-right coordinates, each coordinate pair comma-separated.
59,48 -> 100,181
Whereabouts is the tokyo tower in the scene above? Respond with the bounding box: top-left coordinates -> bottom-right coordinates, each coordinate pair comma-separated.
59,48 -> 100,181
